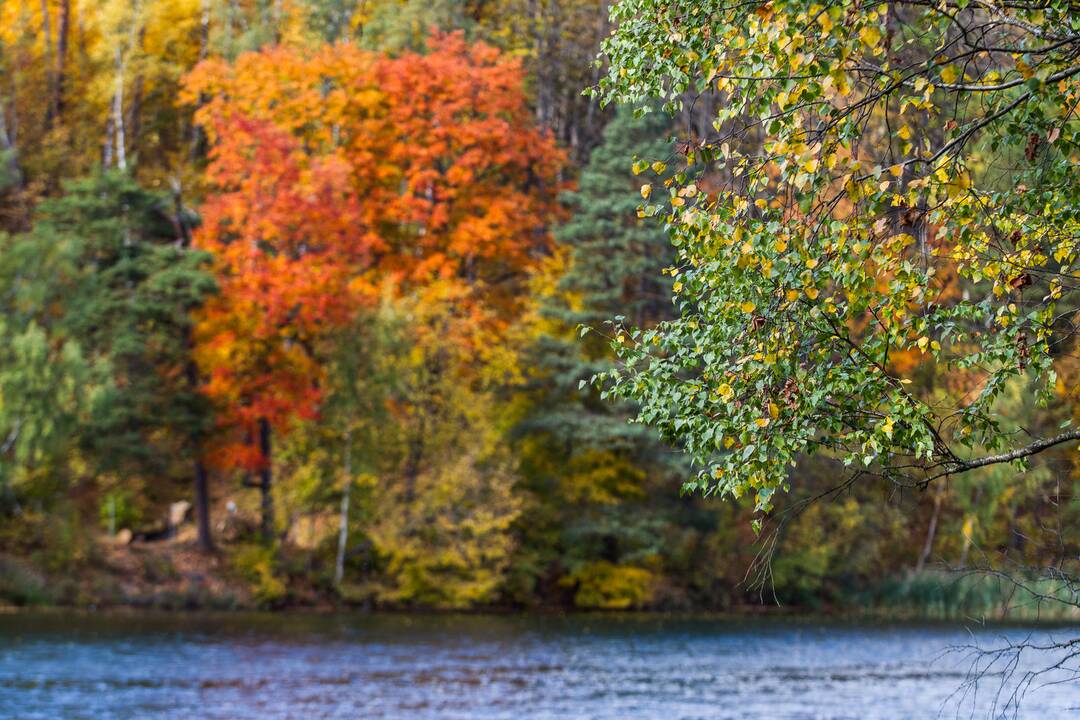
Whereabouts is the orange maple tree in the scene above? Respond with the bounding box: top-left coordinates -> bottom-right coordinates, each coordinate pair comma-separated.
183,33 -> 564,529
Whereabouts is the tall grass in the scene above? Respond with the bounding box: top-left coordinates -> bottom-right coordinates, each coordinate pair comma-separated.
858,570 -> 1080,622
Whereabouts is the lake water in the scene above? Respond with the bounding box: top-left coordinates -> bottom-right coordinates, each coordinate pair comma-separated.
0,613 -> 1077,719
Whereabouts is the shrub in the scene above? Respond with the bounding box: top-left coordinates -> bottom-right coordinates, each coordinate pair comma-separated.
231,544 -> 287,608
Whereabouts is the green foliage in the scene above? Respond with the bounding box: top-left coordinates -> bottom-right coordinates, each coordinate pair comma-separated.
35,504 -> 96,575
0,149 -> 17,191
34,173 -> 216,483
0,200 -> 99,496
0,556 -> 49,606
1,0 -> 1077,617
0,173 -> 214,581
358,0 -> 472,52
232,544 -> 287,607
595,0 -> 1080,514
513,107 -> 725,608
365,314 -> 524,608
867,571 -> 1080,622
768,493 -> 905,606
305,0 -> 361,42
0,320 -> 94,492
522,107 -> 680,479
98,489 -> 143,534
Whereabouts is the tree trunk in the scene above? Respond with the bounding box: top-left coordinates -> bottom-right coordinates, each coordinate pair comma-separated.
127,69 -> 143,161
915,488 -> 942,573
103,115 -> 114,169
109,1 -> 141,171
185,359 -> 215,552
192,457 -> 213,552
188,0 -> 210,163
258,417 -> 274,544
334,429 -> 352,585
0,97 -> 23,188
41,0 -> 55,127
111,45 -> 127,170
175,188 -> 213,553
403,416 -> 423,505
54,0 -> 69,122
529,0 -> 546,127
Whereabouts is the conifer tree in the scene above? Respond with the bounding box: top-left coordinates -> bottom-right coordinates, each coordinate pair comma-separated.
15,173 -> 217,546
516,108 -> 695,608
532,108 -> 677,445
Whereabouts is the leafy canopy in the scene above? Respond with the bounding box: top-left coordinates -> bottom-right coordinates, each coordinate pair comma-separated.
594,1 -> 1080,515
184,32 -> 564,472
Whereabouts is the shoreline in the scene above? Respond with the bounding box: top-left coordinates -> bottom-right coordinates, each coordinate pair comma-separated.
4,538 -> 1078,623
2,605 -> 1080,633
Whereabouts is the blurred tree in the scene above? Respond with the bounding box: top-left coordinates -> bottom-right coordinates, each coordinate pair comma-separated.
481,0 -> 613,162
34,173 -> 214,479
0,320 -> 93,506
363,296 -> 524,607
184,33 -> 562,543
0,173 -> 216,550
357,0 -> 471,52
322,303 -> 404,586
514,108 -> 707,608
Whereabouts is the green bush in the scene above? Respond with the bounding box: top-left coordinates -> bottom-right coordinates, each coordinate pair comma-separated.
35,507 -> 93,574
0,556 -> 50,606
98,490 -> 142,535
231,544 -> 287,608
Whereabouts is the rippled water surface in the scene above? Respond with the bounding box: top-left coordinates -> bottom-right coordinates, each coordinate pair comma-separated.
0,612 -> 1078,719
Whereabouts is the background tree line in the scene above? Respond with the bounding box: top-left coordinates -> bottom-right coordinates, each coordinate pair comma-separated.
0,0 -> 1076,615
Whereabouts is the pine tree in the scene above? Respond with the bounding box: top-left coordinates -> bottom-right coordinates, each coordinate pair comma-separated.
515,108 -> 699,609
24,173 -> 217,546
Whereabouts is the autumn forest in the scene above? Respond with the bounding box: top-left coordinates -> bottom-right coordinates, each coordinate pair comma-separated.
1,0 -> 1079,619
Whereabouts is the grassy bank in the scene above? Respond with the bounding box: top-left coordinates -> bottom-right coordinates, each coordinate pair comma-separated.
3,534 -> 1078,622
853,570 -> 1080,622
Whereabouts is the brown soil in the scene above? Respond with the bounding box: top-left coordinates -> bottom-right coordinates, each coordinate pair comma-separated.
93,529 -> 254,609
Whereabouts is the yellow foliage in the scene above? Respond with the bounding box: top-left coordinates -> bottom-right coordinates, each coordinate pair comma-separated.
563,560 -> 657,609
231,544 -> 287,607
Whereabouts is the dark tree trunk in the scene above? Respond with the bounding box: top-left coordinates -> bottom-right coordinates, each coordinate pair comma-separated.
188,0 -> 210,164
41,0 -> 54,128
258,417 -> 274,544
127,70 -> 144,161
193,456 -> 214,552
186,356 -> 215,553
184,342 -> 214,553
54,0 -> 69,122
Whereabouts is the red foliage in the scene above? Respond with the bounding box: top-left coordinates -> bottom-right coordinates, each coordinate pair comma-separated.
184,33 -> 564,472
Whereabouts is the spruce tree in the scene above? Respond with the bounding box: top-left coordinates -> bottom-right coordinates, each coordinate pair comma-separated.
9,174 -> 217,544
515,109 -> 701,608
526,107 -> 678,453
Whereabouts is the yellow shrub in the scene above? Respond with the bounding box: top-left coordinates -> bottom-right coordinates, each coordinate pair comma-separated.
231,544 -> 286,607
564,561 -> 656,609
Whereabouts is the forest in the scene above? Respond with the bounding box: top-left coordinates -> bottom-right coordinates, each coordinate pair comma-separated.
0,0 -> 1078,618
